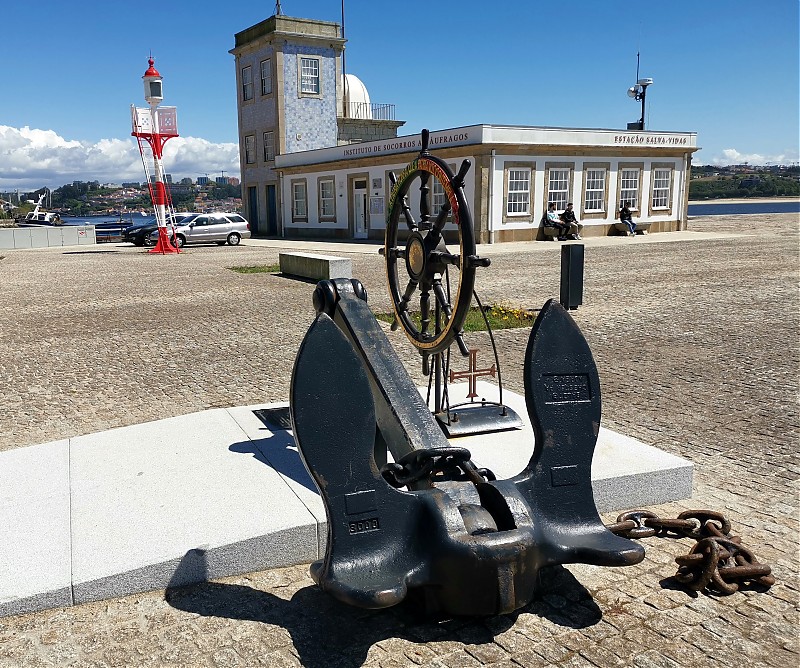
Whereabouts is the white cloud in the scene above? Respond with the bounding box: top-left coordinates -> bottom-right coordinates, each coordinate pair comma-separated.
0,125 -> 240,191
707,147 -> 799,166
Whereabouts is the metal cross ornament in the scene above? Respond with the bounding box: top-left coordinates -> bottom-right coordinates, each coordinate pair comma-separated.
449,348 -> 496,399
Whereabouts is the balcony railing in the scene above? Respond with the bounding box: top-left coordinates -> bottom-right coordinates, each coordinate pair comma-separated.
344,102 -> 396,121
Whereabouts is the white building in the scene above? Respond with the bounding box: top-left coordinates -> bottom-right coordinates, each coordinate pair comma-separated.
232,13 -> 698,242
275,125 -> 697,242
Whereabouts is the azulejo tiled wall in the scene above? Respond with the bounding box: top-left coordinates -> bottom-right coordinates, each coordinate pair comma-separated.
282,44 -> 338,153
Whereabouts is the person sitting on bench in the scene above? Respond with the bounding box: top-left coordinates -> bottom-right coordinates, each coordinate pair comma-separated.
545,203 -> 571,240
619,202 -> 637,236
559,202 -> 583,240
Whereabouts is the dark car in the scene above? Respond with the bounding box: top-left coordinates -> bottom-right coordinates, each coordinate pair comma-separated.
122,212 -> 195,246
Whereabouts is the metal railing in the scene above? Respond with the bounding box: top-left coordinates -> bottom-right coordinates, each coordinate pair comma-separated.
345,102 -> 395,121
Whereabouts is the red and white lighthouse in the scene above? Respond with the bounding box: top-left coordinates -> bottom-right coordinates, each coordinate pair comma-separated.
131,57 -> 180,254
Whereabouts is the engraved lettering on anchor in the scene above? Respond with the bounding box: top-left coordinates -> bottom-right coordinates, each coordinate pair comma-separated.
542,373 -> 591,404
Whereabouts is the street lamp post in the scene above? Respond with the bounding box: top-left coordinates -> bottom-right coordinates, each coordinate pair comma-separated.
627,77 -> 654,130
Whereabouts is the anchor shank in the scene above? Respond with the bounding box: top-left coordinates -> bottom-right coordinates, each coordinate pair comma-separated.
326,279 -> 451,462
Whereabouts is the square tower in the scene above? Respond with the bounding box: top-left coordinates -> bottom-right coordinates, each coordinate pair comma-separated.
231,13 -> 404,236
230,15 -> 344,236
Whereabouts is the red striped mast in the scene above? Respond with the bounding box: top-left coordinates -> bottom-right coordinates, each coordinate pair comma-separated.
131,56 -> 180,254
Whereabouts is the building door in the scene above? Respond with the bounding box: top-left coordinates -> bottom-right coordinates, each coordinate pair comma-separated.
352,178 -> 368,239
247,186 -> 259,235
266,184 -> 277,236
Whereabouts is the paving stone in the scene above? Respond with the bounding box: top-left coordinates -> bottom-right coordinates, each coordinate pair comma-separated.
0,214 -> 796,665
631,649 -> 681,668
578,643 -> 626,667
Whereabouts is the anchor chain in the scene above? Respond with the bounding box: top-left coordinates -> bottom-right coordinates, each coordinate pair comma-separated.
381,446 -> 496,488
606,509 -> 775,595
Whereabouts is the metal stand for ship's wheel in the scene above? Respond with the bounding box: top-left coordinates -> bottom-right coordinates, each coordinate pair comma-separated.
383,129 -> 522,437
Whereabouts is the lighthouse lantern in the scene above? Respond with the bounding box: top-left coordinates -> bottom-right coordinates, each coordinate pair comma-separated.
143,58 -> 163,106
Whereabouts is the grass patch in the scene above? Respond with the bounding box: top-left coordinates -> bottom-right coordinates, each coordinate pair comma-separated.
375,303 -> 537,332
228,263 -> 281,274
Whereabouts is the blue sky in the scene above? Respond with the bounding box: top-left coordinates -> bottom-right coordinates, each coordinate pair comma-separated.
2,0 -> 797,190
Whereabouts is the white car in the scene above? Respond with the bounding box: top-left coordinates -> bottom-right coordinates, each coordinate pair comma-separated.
150,213 -> 251,247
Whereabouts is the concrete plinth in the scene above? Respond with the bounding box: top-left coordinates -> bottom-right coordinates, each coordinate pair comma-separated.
0,385 -> 691,618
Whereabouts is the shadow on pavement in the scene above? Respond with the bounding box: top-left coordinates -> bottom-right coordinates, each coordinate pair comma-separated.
62,249 -> 122,254
229,432 -> 318,493
165,548 -> 602,667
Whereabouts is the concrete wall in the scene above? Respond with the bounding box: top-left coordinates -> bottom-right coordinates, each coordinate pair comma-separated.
0,226 -> 97,250
337,119 -> 405,144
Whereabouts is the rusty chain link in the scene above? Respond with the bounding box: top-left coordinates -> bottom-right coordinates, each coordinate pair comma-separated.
606,509 -> 775,595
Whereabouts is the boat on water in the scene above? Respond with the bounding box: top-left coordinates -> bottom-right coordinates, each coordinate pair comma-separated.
17,193 -> 63,226
63,211 -> 151,242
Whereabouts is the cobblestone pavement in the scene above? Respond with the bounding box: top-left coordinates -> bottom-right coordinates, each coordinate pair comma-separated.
0,213 -> 798,667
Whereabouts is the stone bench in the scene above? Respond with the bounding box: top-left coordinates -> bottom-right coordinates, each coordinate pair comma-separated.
278,252 -> 352,281
541,225 -> 563,241
613,221 -> 652,236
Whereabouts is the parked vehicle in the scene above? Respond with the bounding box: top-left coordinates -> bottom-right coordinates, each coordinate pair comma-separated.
149,213 -> 250,247
123,212 -> 194,246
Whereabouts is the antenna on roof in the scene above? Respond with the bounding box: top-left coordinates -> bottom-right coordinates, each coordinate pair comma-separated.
341,1 -> 348,117
275,2 -> 282,15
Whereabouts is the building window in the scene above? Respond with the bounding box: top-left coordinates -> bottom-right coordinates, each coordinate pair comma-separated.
620,168 -> 640,210
319,178 -> 335,219
431,163 -> 455,219
244,135 -> 255,164
547,168 -> 570,210
260,59 -> 272,96
432,178 -> 446,214
241,66 -> 253,101
506,168 -> 531,215
263,131 -> 275,162
652,168 -> 672,209
300,57 -> 320,95
584,168 -> 606,212
292,180 -> 308,220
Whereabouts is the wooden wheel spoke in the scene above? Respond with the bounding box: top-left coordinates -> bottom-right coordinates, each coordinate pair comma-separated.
419,173 -> 430,224
432,280 -> 453,320
401,196 -> 416,230
390,279 -> 418,331
386,246 -> 406,260
397,279 -> 418,312
431,201 -> 451,235
419,288 -> 431,336
430,249 -> 460,267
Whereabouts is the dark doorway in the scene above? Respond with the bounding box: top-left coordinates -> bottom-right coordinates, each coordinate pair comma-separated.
247,186 -> 259,235
266,184 -> 277,236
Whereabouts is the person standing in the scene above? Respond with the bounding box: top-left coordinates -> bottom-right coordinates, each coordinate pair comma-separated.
559,202 -> 583,239
619,202 -> 637,236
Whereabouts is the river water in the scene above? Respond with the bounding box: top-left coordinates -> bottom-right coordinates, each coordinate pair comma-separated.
62,215 -> 152,227
688,200 -> 799,216
54,202 -> 796,239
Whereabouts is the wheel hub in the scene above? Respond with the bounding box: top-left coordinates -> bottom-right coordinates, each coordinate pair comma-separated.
405,232 -> 427,282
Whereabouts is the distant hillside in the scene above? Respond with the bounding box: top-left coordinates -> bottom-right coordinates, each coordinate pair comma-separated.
689,165 -> 799,199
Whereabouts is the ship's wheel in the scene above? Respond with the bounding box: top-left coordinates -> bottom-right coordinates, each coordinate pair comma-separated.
385,130 -> 489,355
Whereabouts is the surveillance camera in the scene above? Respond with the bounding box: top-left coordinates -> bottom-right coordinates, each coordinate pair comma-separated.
627,86 -> 639,98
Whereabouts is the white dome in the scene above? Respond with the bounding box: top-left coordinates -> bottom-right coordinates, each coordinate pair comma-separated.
343,73 -> 372,119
